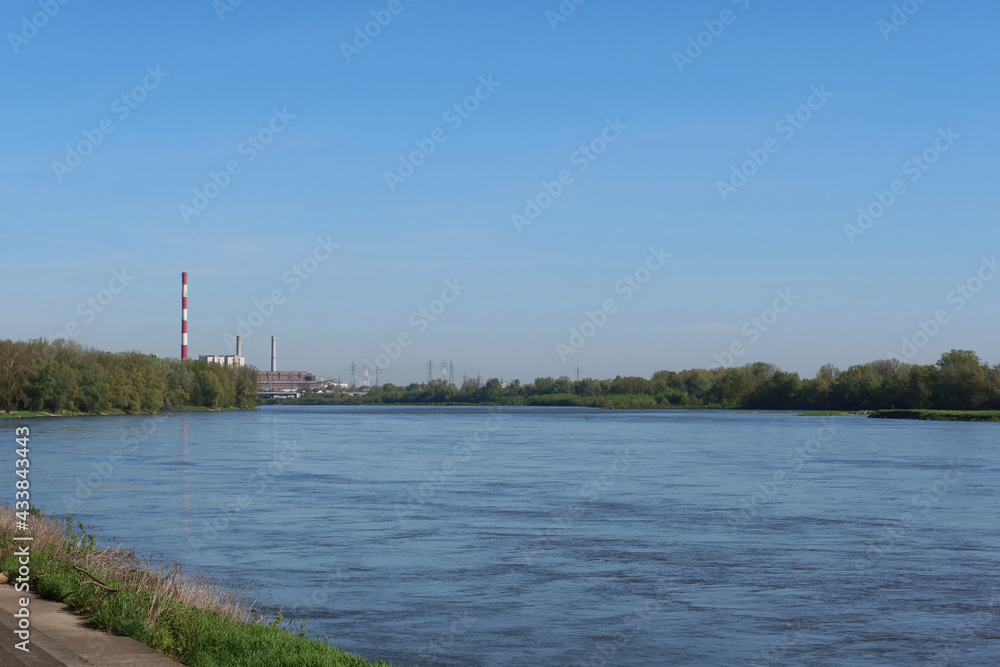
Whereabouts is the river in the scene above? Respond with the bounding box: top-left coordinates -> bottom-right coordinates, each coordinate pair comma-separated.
15,406 -> 1000,665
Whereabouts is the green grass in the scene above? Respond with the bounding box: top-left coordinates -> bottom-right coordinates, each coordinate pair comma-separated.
868,409 -> 1000,422
0,406 -> 255,420
0,508 -> 392,667
0,409 -> 91,419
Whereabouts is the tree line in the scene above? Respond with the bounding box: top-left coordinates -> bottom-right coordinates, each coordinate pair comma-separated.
284,350 -> 1000,411
5,341 -> 996,413
0,339 -> 258,413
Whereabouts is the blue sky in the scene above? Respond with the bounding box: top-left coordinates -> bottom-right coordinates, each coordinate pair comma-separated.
2,0 -> 998,384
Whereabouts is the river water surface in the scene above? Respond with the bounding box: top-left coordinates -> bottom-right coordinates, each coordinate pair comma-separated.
14,406 -> 1000,665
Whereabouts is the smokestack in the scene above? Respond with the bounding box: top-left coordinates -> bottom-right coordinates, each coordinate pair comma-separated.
271,336 -> 277,372
181,272 -> 188,360
236,336 -> 242,357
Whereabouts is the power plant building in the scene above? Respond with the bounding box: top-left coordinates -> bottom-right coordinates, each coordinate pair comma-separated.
199,354 -> 246,367
173,285 -> 320,396
257,336 -> 324,396
257,371 -> 325,394
199,335 -> 246,367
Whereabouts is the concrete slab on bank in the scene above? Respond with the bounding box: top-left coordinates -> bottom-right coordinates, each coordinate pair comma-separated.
0,584 -> 181,666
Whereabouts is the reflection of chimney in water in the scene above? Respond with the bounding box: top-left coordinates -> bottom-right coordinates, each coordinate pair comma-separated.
271,336 -> 277,372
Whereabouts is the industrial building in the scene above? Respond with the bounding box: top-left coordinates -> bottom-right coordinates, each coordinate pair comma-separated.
198,336 -> 246,367
257,336 -> 325,397
257,371 -> 325,394
199,354 -> 245,366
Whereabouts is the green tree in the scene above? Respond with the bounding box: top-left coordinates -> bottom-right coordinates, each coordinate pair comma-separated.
610,376 -> 651,395
573,378 -> 602,396
746,371 -> 801,409
0,340 -> 34,411
532,377 -> 556,395
831,365 -> 882,410
196,370 -> 224,408
233,365 -> 259,409
933,350 -> 990,409
710,367 -> 753,406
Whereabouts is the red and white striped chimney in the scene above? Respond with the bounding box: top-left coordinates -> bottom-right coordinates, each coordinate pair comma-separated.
181,272 -> 189,360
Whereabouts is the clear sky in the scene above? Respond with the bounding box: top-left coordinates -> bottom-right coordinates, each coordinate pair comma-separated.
3,0 -> 998,385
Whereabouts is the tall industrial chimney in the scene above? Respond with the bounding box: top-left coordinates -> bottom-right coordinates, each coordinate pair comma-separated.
271,336 -> 277,372
236,336 -> 242,357
181,272 -> 188,360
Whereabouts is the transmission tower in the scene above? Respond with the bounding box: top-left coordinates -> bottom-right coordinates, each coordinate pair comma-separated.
375,367 -> 380,387
449,362 -> 455,385
427,360 -> 434,383
441,360 -> 448,382
363,361 -> 371,390
577,366 -> 581,382
349,363 -> 357,389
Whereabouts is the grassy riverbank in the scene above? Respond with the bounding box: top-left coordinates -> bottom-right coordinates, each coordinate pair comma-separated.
0,406 -> 255,420
868,409 -> 1000,422
266,393 -> 692,410
0,507 -> 392,666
